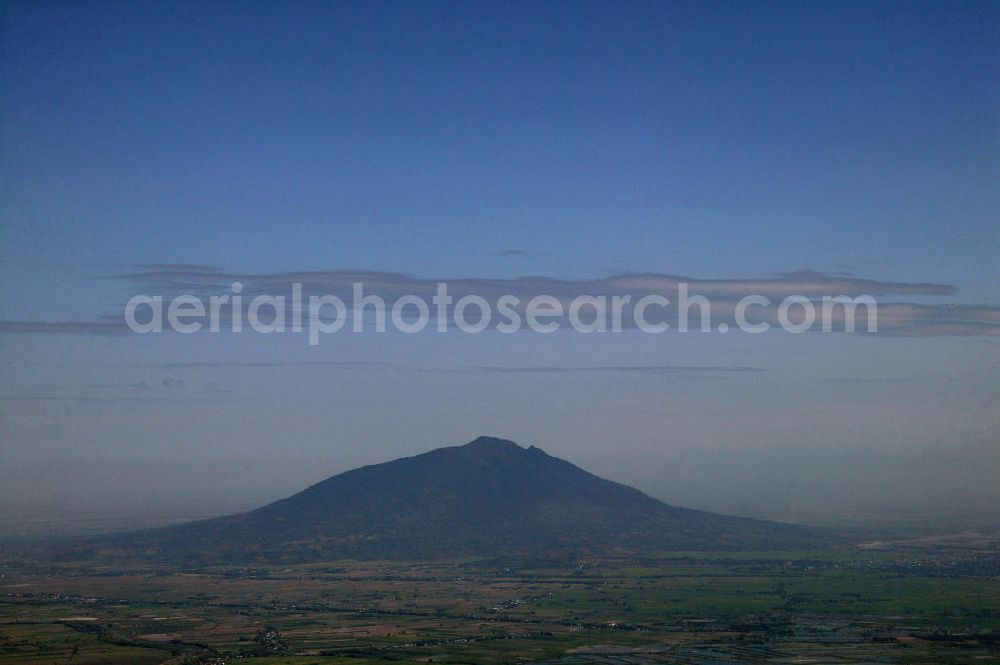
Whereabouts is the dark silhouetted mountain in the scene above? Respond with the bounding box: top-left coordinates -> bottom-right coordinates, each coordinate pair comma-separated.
68,437 -> 827,563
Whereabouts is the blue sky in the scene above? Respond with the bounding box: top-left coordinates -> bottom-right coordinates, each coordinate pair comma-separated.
1,1 -> 998,531
3,2 -> 998,303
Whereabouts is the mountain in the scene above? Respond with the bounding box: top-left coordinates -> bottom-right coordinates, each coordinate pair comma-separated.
68,437 -> 826,563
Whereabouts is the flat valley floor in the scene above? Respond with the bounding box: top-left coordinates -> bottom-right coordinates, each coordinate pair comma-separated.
2,537 -> 999,664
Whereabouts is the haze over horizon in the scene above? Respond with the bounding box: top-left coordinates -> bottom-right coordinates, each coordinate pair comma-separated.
1,2 -> 998,536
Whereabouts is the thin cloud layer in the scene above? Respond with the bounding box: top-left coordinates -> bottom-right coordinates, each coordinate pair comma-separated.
433,365 -> 765,374
489,249 -> 548,259
1,264 -> 997,336
107,264 -> 955,299
0,321 -> 127,334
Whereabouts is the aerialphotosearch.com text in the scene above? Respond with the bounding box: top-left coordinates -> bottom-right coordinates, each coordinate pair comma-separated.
124,282 -> 878,345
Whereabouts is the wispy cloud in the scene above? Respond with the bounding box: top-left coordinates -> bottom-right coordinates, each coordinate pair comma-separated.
0,376 -> 259,403
824,377 -> 915,385
153,360 -> 386,369
105,264 -> 956,299
432,365 -> 765,374
1,264 -> 997,337
0,395 -> 260,403
132,263 -> 222,273
489,249 -> 547,259
0,320 -> 127,334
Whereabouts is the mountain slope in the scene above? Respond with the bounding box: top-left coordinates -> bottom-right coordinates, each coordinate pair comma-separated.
73,437 -> 826,563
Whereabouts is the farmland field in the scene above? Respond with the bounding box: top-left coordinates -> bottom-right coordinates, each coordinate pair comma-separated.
3,539 -> 999,664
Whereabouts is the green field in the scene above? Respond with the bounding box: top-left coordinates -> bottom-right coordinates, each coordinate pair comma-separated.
2,541 -> 999,664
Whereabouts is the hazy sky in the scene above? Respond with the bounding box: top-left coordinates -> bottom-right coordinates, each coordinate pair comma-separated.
1,2 -> 998,533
